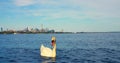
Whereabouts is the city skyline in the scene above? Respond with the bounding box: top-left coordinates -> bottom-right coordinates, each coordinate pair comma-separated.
0,26 -> 56,32
0,0 -> 120,32
0,24 -> 63,32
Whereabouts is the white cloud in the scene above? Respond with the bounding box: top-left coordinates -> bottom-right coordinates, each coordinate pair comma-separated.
13,0 -> 59,6
59,0 -> 120,18
13,0 -> 35,6
37,0 -> 59,5
12,0 -> 120,21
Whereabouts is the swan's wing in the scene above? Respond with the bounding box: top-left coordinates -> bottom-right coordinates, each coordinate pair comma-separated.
40,44 -> 52,57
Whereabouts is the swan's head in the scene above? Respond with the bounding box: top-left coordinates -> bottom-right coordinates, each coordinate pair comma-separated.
51,36 -> 56,46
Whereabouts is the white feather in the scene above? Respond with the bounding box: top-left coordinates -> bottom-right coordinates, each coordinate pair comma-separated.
40,44 -> 56,57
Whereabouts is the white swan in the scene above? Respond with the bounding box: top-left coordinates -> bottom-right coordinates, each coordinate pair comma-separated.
40,36 -> 56,57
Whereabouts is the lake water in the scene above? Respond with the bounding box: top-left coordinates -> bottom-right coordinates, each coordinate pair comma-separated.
0,33 -> 120,63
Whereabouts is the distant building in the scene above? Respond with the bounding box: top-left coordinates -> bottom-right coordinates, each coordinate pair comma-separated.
1,27 -> 3,32
34,28 -> 39,32
30,28 -> 34,32
61,29 -> 64,32
8,29 -> 14,32
48,29 -> 55,33
40,28 -> 45,32
7,28 -> 8,31
45,28 -> 49,32
40,24 -> 46,32
23,27 -> 29,32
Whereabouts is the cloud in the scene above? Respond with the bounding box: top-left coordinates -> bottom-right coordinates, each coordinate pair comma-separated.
11,0 -> 120,21
13,0 -> 59,6
13,0 -> 35,6
62,0 -> 120,18
37,0 -> 59,5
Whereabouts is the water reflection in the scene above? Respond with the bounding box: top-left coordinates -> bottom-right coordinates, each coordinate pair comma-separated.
41,56 -> 56,63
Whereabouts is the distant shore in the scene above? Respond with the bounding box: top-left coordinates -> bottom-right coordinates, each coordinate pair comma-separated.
0,31 -> 120,34
0,31 -> 72,34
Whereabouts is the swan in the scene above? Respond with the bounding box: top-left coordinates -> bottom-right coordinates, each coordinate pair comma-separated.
40,36 -> 56,57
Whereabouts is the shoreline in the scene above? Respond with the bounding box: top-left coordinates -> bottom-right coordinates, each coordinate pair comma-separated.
0,32 -> 120,34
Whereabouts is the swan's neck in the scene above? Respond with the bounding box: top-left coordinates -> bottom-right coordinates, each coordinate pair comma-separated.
52,44 -> 56,57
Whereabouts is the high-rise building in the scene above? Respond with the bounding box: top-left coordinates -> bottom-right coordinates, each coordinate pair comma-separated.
1,27 -> 3,32
61,29 -> 64,32
23,27 -> 29,32
40,24 -> 45,32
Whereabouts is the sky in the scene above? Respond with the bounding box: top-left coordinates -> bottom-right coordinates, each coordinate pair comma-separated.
0,0 -> 120,32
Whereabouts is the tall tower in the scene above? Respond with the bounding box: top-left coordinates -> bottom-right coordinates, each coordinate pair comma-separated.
41,24 -> 43,30
26,27 -> 29,32
1,27 -> 3,32
40,24 -> 45,32
61,29 -> 64,32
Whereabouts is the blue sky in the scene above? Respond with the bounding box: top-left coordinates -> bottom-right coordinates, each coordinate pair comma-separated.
0,0 -> 120,32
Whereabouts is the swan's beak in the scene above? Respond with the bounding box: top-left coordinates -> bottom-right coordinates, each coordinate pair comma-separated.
51,40 -> 54,46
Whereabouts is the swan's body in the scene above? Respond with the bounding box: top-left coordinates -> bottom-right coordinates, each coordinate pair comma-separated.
40,44 -> 56,57
40,36 -> 56,57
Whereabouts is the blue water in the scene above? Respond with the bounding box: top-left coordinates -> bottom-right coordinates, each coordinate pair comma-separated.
0,33 -> 120,63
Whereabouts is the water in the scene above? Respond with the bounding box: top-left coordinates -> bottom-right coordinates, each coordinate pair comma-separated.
0,33 -> 120,63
